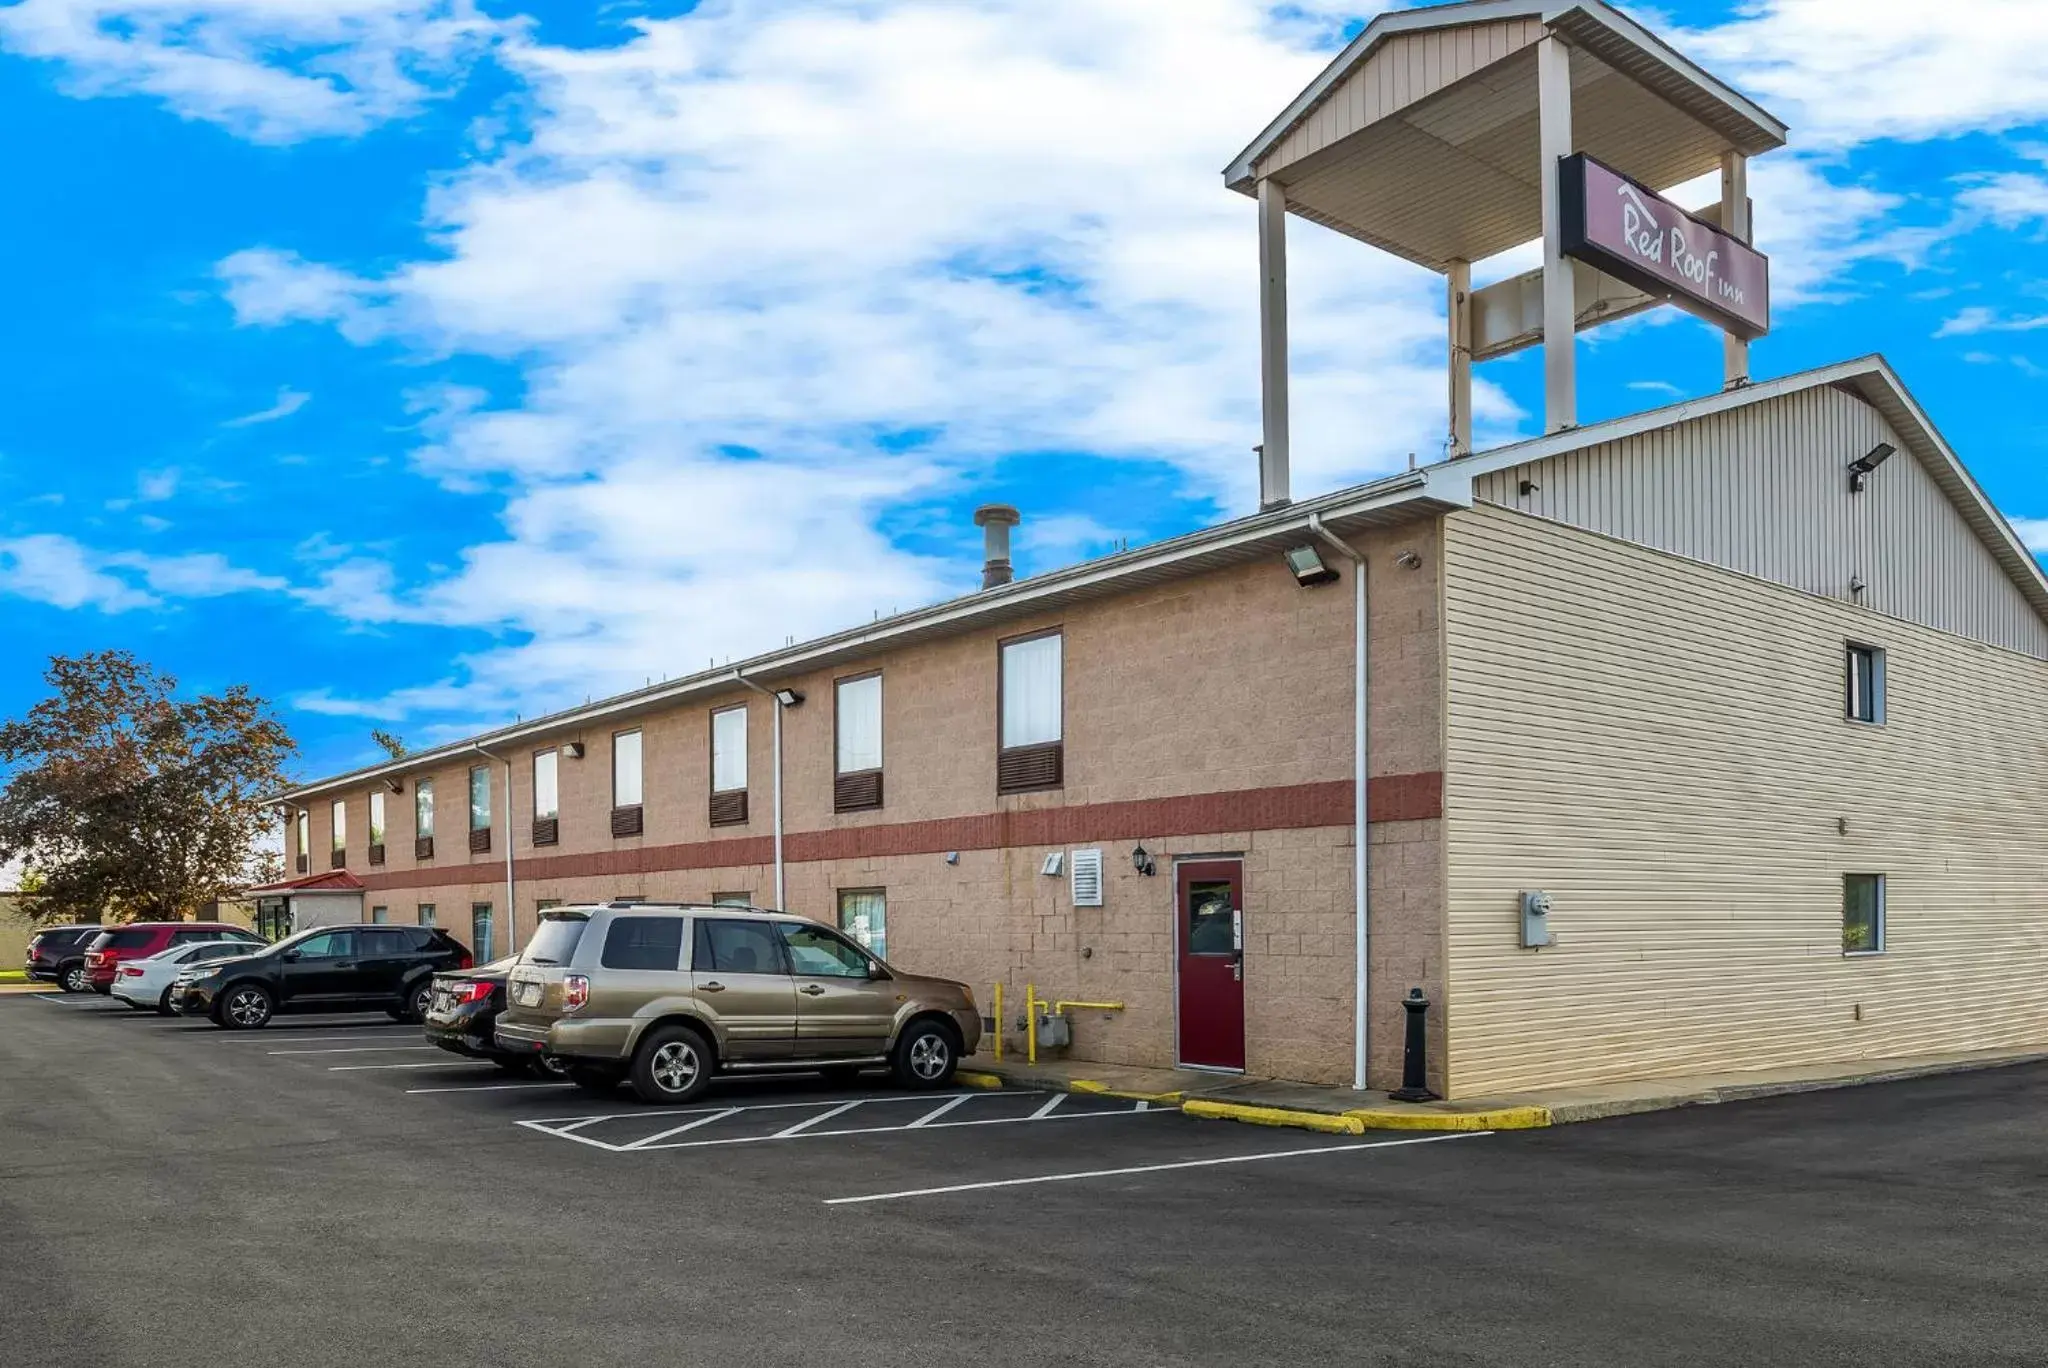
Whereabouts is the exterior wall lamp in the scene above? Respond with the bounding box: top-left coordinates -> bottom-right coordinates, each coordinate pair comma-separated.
1131,843 -> 1156,876
774,688 -> 805,708
1283,545 -> 1340,587
561,742 -> 585,760
1849,442 -> 1895,493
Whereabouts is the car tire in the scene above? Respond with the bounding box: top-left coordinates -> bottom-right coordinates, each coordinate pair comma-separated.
218,983 -> 274,1030
891,1018 -> 959,1089
629,1025 -> 713,1105
400,981 -> 433,1024
566,1064 -> 620,1093
156,988 -> 176,1017
59,963 -> 89,994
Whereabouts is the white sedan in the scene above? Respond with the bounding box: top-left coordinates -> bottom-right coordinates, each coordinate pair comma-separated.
112,940 -> 263,1014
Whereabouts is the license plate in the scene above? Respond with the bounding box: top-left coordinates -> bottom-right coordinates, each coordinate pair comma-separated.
432,991 -> 453,1012
513,982 -> 542,1007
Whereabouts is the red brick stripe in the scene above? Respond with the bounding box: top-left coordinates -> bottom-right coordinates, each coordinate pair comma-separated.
354,772 -> 1441,893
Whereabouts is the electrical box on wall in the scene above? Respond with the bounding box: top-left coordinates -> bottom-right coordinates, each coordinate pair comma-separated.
1520,890 -> 1554,948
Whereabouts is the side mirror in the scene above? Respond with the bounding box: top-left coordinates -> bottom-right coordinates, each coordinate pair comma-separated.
282,950 -> 301,963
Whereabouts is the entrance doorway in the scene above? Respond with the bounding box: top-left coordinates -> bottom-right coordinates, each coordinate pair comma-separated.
1175,859 -> 1245,1072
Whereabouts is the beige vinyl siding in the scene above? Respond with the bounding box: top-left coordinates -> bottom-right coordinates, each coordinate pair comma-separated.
1471,385 -> 2048,659
1442,504 -> 2048,1097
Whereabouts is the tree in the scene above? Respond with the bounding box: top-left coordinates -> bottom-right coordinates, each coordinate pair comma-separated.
369,729 -> 408,760
0,651 -> 295,925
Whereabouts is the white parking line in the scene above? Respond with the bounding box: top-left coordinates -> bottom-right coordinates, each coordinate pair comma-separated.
327,1061 -> 487,1072
621,1108 -> 742,1150
526,1092 -> 976,1127
28,995 -> 91,1008
215,1031 -> 422,1043
1028,1094 -> 1065,1120
772,1099 -> 867,1138
824,1131 -> 1492,1205
268,1046 -> 438,1056
905,1095 -> 973,1128
406,1081 -> 573,1094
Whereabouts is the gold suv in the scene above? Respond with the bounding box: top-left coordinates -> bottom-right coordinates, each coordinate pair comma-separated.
495,903 -> 981,1104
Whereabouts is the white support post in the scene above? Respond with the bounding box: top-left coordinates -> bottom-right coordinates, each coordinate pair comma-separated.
1721,150 -> 1752,389
1258,178 -> 1291,508
1537,35 -> 1576,432
1446,258 -> 1473,457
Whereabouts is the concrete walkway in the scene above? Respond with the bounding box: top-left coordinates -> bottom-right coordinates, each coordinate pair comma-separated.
0,981 -> 56,995
961,1044 -> 2048,1132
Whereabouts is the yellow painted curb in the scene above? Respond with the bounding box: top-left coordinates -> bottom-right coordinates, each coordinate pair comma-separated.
1181,1100 -> 1366,1135
1343,1106 -> 1552,1131
1070,1079 -> 1186,1103
954,1071 -> 1004,1090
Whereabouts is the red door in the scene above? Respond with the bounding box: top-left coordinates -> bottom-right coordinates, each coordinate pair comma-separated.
1176,860 -> 1245,1071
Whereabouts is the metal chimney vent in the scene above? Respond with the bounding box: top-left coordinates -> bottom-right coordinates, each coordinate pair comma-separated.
973,504 -> 1021,589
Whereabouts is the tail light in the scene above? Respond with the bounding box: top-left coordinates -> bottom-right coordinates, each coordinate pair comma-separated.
449,980 -> 492,1005
455,949 -> 473,970
121,966 -> 144,977
86,952 -> 105,967
562,974 -> 590,1012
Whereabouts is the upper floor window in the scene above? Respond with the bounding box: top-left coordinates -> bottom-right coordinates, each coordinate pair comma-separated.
1847,643 -> 1886,725
294,809 -> 309,873
415,779 -> 435,836
533,748 -> 559,846
468,765 -> 492,854
835,673 -> 883,811
368,790 -> 386,860
710,705 -> 748,826
612,730 -> 643,837
329,799 -> 346,867
998,630 -> 1063,793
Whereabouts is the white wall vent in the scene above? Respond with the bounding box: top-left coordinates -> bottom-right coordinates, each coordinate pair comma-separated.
1070,848 -> 1104,907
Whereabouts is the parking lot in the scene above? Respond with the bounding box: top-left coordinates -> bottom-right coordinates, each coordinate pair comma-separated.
8,993 -> 2048,1367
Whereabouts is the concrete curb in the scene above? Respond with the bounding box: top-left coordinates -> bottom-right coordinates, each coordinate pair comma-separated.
1182,1100 -> 1365,1134
954,1070 -> 1005,1090
1069,1079 -> 1186,1104
1344,1106 -> 1551,1131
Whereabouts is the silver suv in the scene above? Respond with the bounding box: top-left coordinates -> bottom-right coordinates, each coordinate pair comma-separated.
494,902 -> 981,1104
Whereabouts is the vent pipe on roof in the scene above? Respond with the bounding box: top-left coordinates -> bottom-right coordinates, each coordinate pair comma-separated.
974,504 -> 1021,589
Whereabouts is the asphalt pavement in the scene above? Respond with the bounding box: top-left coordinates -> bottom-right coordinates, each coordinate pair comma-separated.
4,992 -> 2046,1367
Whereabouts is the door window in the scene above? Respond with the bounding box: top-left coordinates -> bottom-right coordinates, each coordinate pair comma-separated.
192,943 -> 251,964
471,905 -> 494,961
600,917 -> 687,971
836,889 -> 887,958
694,919 -> 788,976
361,929 -> 413,957
779,924 -> 873,979
295,931 -> 354,960
1186,880 -> 1235,955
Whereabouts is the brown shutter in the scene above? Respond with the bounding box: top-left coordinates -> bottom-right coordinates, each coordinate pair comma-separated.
414,836 -> 434,861
997,742 -> 1063,794
709,789 -> 749,827
469,828 -> 491,855
610,805 -> 643,838
367,843 -> 385,866
330,849 -> 345,870
295,854 -> 308,874
532,817 -> 559,847
834,770 -> 883,812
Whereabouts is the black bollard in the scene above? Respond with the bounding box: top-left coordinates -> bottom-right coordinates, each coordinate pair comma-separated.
1389,987 -> 1438,1102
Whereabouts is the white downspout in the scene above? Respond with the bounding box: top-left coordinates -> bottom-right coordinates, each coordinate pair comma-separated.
733,674 -> 786,910
1307,515 -> 1369,1091
471,743 -> 516,956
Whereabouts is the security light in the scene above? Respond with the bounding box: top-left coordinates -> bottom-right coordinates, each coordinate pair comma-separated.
1848,442 -> 1895,493
1284,544 -> 1339,587
561,742 -> 585,760
1131,843 -> 1156,877
774,688 -> 805,708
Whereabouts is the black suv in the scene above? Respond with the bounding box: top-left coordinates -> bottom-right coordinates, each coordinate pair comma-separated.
172,924 -> 472,1030
25,925 -> 104,992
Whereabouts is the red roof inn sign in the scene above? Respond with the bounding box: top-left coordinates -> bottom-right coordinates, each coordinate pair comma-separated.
1559,153 -> 1771,340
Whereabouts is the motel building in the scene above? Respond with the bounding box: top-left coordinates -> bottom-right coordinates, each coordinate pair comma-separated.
263,0 -> 2048,1100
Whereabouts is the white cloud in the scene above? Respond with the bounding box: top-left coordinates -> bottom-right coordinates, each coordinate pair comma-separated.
218,248 -> 383,339
1626,380 -> 1683,397
2011,518 -> 2048,553
225,386 -> 311,427
106,549 -> 289,597
0,534 -> 157,612
1956,171 -> 2048,229
0,0 -> 506,142
1934,307 -> 2048,338
137,467 -> 179,501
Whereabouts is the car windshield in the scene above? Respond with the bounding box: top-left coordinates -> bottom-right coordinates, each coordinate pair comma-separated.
523,915 -> 587,966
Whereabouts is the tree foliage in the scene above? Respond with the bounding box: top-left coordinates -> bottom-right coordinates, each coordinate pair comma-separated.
0,651 -> 295,924
369,729 -> 408,760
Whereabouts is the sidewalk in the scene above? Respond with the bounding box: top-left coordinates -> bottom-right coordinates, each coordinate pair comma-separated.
959,1044 -> 2048,1133
0,981 -> 57,995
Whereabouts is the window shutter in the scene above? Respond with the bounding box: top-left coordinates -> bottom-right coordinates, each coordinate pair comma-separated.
1070,848 -> 1104,907
610,805 -> 643,838
469,827 -> 491,855
834,770 -> 884,812
709,789 -> 749,827
414,836 -> 434,861
532,817 -> 559,847
998,741 -> 1063,794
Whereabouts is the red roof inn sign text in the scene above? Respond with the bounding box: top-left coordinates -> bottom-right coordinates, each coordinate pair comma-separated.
1559,153 -> 1770,340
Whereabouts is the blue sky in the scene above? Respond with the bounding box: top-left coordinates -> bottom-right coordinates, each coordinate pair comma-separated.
0,0 -> 2044,784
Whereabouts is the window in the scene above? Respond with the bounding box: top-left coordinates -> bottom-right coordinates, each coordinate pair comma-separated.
835,673 -> 884,811
533,749 -> 559,846
294,809 -> 309,874
417,903 -> 436,928
1847,644 -> 1886,724
370,905 -> 390,924
779,923 -> 874,979
614,892 -> 645,903
1844,874 -> 1885,955
191,942 -> 252,964
368,790 -> 386,865
612,730 -> 643,837
600,916 -> 687,971
362,928 -> 413,957
469,765 -> 492,854
999,631 -> 1063,793
294,930 -> 354,960
414,780 -> 435,860
710,706 -> 749,825
837,888 -> 887,959
535,898 -> 562,912
472,903 -> 494,961
694,918 -> 788,976
526,914 -> 586,965
712,891 -> 753,907
330,800 -> 346,866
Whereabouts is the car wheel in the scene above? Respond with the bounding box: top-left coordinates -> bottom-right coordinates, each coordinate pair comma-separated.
566,1064 -> 620,1093
629,1025 -> 712,1105
219,983 -> 274,1030
156,988 -> 175,1017
60,963 -> 89,994
891,1019 -> 958,1089
401,982 -> 433,1023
